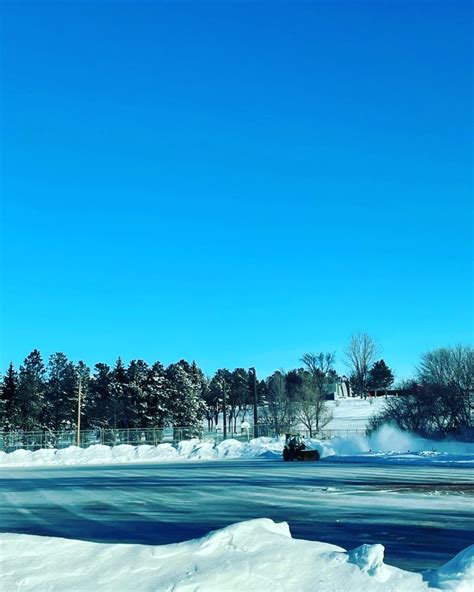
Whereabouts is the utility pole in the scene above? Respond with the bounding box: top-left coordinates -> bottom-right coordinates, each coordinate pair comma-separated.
77,374 -> 82,448
250,367 -> 258,438
222,380 -> 227,439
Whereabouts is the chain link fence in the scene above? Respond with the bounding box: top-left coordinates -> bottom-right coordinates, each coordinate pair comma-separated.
0,426 -> 252,452
0,426 -> 366,452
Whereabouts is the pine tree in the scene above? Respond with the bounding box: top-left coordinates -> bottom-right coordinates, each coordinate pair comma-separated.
368,359 -> 394,391
147,361 -> 169,427
43,353 -> 77,430
189,361 -> 209,414
87,363 -> 112,428
16,350 -> 46,430
126,360 -> 150,428
165,361 -> 206,435
1,363 -> 18,430
108,358 -> 128,429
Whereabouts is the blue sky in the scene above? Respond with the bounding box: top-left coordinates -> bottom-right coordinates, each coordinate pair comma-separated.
1,1 -> 472,379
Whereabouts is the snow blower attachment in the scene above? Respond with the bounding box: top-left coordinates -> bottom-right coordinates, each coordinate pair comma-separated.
283,434 -> 320,461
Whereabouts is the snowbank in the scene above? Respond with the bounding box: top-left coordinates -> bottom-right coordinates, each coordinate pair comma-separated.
0,436 -> 283,467
1,518 -> 472,591
1,426 -> 473,468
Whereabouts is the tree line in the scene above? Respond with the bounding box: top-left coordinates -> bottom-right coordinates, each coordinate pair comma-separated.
2,335 -> 470,440
0,333 -> 395,436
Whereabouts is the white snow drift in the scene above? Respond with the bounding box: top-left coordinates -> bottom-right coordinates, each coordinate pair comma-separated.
1,518 -> 472,592
1,425 -> 473,468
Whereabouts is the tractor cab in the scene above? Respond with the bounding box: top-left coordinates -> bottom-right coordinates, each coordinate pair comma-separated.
283,433 -> 320,462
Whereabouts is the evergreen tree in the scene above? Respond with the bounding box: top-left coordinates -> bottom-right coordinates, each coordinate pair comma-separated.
126,360 -> 150,428
368,359 -> 394,390
165,360 -> 206,434
16,350 -> 46,430
87,363 -> 112,428
43,353 -> 77,430
1,363 -> 18,430
189,361 -> 209,416
108,358 -> 128,428
147,361 -> 169,427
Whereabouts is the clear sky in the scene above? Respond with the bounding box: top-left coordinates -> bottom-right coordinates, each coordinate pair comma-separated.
1,1 -> 472,380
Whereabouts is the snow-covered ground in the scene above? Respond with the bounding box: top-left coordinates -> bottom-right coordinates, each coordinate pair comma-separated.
1,424 -> 473,468
2,518 -> 473,592
325,396 -> 387,431
220,396 -> 387,433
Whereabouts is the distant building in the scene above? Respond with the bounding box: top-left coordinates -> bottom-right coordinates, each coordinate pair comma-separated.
323,377 -> 352,400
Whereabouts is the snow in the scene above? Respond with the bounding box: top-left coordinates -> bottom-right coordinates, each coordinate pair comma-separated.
1,424 -> 473,468
425,544 -> 474,591
325,396 -> 387,431
1,518 -> 472,591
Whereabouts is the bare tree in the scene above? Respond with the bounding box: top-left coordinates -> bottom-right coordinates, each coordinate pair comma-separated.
417,345 -> 474,393
261,370 -> 295,434
299,352 -> 335,433
300,352 -> 335,393
417,345 -> 473,431
344,333 -> 378,398
295,372 -> 332,436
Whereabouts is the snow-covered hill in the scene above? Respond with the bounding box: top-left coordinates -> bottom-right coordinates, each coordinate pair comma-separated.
325,396 -> 387,431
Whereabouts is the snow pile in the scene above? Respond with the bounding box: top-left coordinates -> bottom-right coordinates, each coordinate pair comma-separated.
1,426 -> 473,468
0,436 -> 284,467
424,544 -> 474,592
2,518 -> 472,591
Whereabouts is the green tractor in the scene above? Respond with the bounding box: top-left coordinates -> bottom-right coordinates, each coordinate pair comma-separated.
283,433 -> 320,462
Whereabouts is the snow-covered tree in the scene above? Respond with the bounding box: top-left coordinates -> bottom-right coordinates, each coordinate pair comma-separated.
146,361 -> 169,427
1,362 -> 18,430
86,363 -> 112,428
15,349 -> 46,430
43,353 -> 78,430
165,361 -> 206,435
126,359 -> 151,428
108,358 -> 129,428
